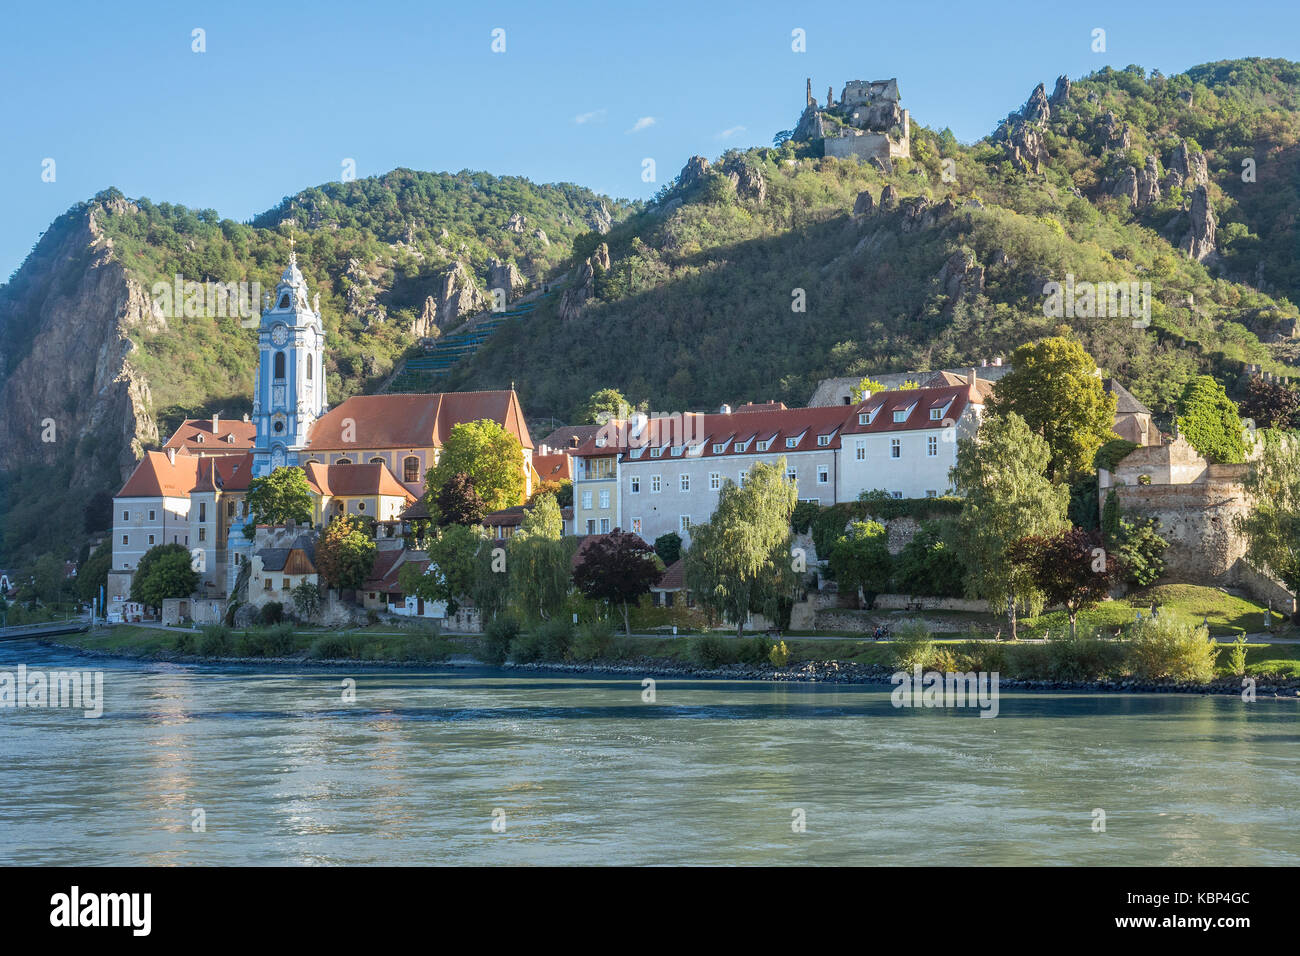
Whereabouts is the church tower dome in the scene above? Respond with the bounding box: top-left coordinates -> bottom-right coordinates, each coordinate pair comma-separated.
251,249 -> 328,478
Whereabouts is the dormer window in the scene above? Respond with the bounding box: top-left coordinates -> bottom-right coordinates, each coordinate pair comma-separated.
650,447 -> 662,458
817,434 -> 831,446
670,445 -> 683,457
786,437 -> 799,448
893,403 -> 917,423
858,412 -> 869,425
756,440 -> 770,452
930,407 -> 943,420
713,443 -> 726,454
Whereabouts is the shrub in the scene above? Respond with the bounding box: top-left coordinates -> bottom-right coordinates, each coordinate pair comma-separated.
690,634 -> 738,667
402,633 -> 453,662
791,500 -> 820,534
173,632 -> 197,654
953,640 -> 1007,674
570,620 -> 615,662
307,634 -> 353,660
891,620 -> 934,670
197,624 -> 233,657
237,623 -> 296,657
258,601 -> 284,625
1045,628 -> 1124,681
769,640 -> 790,667
534,618 -> 573,660
1126,616 -> 1217,682
1226,634 -> 1248,677
736,633 -> 772,665
508,630 -> 547,663
480,616 -> 520,665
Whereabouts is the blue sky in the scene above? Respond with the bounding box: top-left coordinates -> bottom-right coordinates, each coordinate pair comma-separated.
2,0 -> 1299,279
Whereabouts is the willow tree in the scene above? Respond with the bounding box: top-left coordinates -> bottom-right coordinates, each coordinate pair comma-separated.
951,412 -> 1070,640
1238,431 -> 1300,605
684,459 -> 799,637
505,494 -> 577,622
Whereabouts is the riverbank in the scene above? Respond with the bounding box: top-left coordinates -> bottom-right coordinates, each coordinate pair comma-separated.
30,628 -> 1300,697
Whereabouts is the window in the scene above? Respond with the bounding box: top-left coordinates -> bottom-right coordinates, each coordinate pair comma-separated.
786,438 -> 799,448
650,447 -> 662,458
893,409 -> 908,423
582,492 -> 593,510
122,510 -> 128,522
282,578 -> 290,591
122,534 -> 128,546
599,490 -> 610,509
336,457 -> 352,465
357,502 -> 366,512
680,474 -> 689,492
734,442 -> 746,453
651,475 -> 661,494
404,456 -> 420,483
891,439 -> 901,459
891,491 -> 903,500
858,412 -> 870,425
757,440 -> 770,452
927,435 -> 938,457
680,515 -> 691,533
227,501 -> 235,517
787,467 -> 797,482
274,352 -> 286,379
930,407 -> 943,420
926,489 -> 938,498
587,457 -> 614,479
306,358 -> 313,380
630,476 -> 640,494
632,517 -> 642,535
709,472 -> 720,490
600,518 -> 610,534
855,440 -> 866,461
671,446 -> 683,457
147,534 -> 155,545
199,502 -> 206,522
198,528 -> 206,542
712,443 -> 726,454
587,519 -> 596,534
738,471 -> 747,487
817,434 -> 831,446
149,510 -> 156,521
278,294 -> 290,309
265,579 -> 273,591
370,457 -> 385,465
817,465 -> 829,484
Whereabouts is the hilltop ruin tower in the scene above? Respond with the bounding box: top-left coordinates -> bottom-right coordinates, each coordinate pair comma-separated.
794,77 -> 910,163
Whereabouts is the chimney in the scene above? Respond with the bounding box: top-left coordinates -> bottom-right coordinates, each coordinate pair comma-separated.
242,413 -> 250,423
212,412 -> 220,434
968,368 -> 977,387
980,358 -> 988,367
993,356 -> 1003,367
167,447 -> 177,465
720,404 -> 733,415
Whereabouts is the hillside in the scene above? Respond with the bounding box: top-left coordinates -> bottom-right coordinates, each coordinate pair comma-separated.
0,171 -> 634,562
447,59 -> 1300,421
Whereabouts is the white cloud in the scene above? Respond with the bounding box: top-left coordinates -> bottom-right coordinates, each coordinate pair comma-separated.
574,109 -> 606,125
715,125 -> 747,140
625,116 -> 657,134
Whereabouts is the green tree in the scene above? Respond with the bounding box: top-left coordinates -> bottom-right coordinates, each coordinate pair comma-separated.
1176,375 -> 1247,464
827,519 -> 892,608
684,459 -> 798,637
951,412 -> 1070,640
423,419 -> 525,515
1008,528 -> 1118,639
130,543 -> 199,610
23,554 -> 66,605
851,377 -> 887,402
654,531 -> 682,566
292,580 -> 321,619
891,520 -> 966,597
986,337 -> 1118,482
244,466 -> 314,537
1237,432 -> 1300,599
399,523 -> 484,615
580,388 -> 635,425
75,540 -> 113,604
315,515 -> 376,591
572,529 -> 663,634
505,494 -> 576,621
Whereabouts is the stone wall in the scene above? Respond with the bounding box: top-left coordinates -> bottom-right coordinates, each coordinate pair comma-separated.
873,594 -> 989,612
1234,560 -> 1297,616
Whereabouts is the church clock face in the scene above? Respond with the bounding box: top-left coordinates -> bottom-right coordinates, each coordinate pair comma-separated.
271,323 -> 289,346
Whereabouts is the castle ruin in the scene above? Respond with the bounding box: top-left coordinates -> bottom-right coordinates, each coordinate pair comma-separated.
794,76 -> 910,163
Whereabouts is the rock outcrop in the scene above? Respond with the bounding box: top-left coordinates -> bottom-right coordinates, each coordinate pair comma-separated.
679,156 -> 711,191
718,156 -> 766,204
487,258 -> 526,302
1169,140 -> 1208,188
431,261 -> 487,328
505,212 -> 526,234
1022,82 -> 1051,126
1050,75 -> 1071,105
1181,185 -> 1217,262
1136,155 -> 1162,206
852,189 -> 875,218
879,184 -> 899,211
936,249 -> 985,304
587,200 -> 613,235
558,243 -> 610,321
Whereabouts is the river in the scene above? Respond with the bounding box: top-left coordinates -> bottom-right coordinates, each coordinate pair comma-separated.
1,641 -> 1296,865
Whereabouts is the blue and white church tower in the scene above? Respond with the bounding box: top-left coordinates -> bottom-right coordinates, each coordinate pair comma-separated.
251,252 -> 328,477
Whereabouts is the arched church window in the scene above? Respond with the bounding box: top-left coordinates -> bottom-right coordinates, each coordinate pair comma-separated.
370,457 -> 385,465
278,294 -> 290,309
274,352 -> 286,379
306,356 -> 313,380
336,457 -> 352,465
404,456 -> 420,483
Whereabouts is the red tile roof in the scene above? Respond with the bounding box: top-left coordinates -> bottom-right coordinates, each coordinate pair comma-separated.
839,384 -> 974,436
163,418 -> 256,455
363,549 -> 405,591
305,390 -> 532,452
116,451 -> 202,498
193,452 -> 256,492
533,453 -> 572,482
653,558 -> 685,591
303,462 -> 416,502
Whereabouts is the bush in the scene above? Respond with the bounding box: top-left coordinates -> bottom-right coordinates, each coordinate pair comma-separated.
570,620 -> 615,662
891,620 -> 934,670
197,624 -> 233,657
769,640 -> 790,667
307,634 -> 354,660
173,632 -> 197,654
533,618 -> 573,660
736,633 -> 772,665
1226,634 -> 1248,677
401,632 -> 453,662
690,634 -> 738,667
258,601 -> 284,625
236,623 -> 296,657
791,500 -> 820,534
1126,615 -> 1217,682
508,630 -> 547,663
480,616 -> 520,665
953,639 -> 1008,674
1045,629 -> 1124,681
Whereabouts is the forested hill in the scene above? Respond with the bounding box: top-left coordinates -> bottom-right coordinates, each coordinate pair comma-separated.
448,58 -> 1300,422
